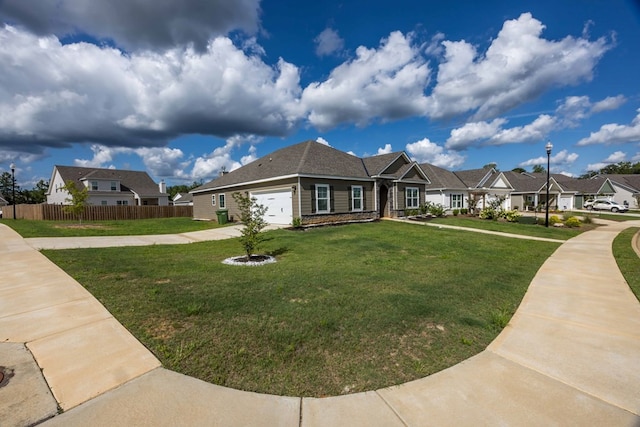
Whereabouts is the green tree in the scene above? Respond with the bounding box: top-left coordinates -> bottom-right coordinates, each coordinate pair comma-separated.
232,192 -> 268,260
532,164 -> 545,173
0,171 -> 19,204
61,180 -> 89,223
511,167 -> 526,173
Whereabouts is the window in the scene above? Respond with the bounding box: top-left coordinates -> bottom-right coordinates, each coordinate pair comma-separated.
211,194 -> 216,206
406,187 -> 419,209
101,200 -> 107,205
117,200 -> 129,206
219,193 -> 226,209
91,181 -> 98,191
351,186 -> 363,211
111,181 -> 117,191
451,194 -> 463,209
316,184 -> 330,213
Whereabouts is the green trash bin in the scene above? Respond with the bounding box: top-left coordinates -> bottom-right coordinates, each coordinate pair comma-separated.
216,209 -> 228,224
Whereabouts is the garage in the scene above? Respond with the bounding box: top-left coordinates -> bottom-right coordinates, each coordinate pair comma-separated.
250,188 -> 293,225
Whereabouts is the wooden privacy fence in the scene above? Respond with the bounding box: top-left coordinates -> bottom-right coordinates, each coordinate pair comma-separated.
10,204 -> 193,221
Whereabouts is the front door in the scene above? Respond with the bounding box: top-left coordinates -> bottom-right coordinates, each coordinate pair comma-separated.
379,184 -> 388,217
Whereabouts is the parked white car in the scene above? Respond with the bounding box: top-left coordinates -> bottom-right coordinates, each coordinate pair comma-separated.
586,199 -> 628,212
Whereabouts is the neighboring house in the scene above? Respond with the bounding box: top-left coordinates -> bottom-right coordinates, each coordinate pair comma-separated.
552,173 -> 615,209
172,192 -> 193,206
589,174 -> 640,208
46,166 -> 169,206
0,195 -> 7,206
191,140 -> 430,225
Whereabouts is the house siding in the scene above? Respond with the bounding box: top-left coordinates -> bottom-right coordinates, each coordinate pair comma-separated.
193,178 -> 298,221
299,178 -> 377,225
396,183 -> 424,212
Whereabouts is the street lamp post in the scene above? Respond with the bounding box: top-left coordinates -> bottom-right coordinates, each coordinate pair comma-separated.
545,141 -> 553,227
10,162 -> 16,220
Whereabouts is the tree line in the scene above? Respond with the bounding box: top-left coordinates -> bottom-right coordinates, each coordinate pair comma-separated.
0,172 -> 49,204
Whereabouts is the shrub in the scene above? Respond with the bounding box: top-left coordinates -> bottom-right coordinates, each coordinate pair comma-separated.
232,192 -> 268,260
503,210 -> 521,223
460,208 -> 468,215
479,207 -> 497,220
549,215 -> 561,225
419,203 -> 429,215
581,214 -> 593,224
292,217 -> 302,228
564,216 -> 581,228
452,209 -> 460,216
405,209 -> 419,217
428,203 -> 446,217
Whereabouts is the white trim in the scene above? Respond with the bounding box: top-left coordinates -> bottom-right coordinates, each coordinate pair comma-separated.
315,184 -> 330,213
406,186 -> 419,208
218,193 -> 226,209
351,185 -> 364,211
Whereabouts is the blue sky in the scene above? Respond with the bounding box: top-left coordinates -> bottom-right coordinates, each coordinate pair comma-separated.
1,0 -> 639,188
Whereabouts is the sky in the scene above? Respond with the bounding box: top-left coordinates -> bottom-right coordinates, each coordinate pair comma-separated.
1,0 -> 639,189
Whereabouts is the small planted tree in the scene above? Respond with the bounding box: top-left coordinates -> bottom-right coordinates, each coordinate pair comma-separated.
61,180 -> 89,223
232,192 -> 268,261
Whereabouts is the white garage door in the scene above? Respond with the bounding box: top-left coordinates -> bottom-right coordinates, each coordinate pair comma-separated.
251,189 -> 293,225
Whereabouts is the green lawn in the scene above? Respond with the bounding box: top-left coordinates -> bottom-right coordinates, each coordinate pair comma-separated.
43,221 -> 560,397
0,217 -> 221,237
613,227 -> 640,302
426,216 -> 590,240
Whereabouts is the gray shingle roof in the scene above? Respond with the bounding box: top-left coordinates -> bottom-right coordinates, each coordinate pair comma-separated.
55,166 -> 165,197
193,141 -> 371,192
420,163 -> 466,189
454,167 -> 497,188
361,152 -> 406,176
592,174 -> 640,194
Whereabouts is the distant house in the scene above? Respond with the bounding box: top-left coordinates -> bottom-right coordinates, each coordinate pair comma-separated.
0,195 -> 7,206
172,192 -> 193,206
46,166 -> 169,206
191,140 -> 429,225
589,174 -> 640,208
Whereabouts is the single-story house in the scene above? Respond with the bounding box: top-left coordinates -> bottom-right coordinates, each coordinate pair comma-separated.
589,174 -> 640,208
47,165 -> 169,206
191,140 -> 430,225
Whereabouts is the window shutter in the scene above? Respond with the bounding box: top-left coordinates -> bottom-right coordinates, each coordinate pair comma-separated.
330,186 -> 335,212
363,187 -> 367,210
348,186 -> 352,211
310,185 -> 316,213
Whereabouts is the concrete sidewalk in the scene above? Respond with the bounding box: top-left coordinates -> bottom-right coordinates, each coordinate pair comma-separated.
24,224 -> 284,250
1,220 -> 640,426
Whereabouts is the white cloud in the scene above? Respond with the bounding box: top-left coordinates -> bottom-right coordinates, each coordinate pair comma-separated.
302,31 -> 431,130
556,94 -> 626,127
314,28 -> 344,57
424,13 -> 611,121
488,115 -> 556,145
445,118 -> 507,150
0,0 -> 261,52
577,109 -> 640,146
586,150 -> 627,171
519,149 -> 579,169
377,144 -> 393,155
190,137 -> 256,180
405,138 -> 465,169
316,137 -> 331,146
591,95 -> 626,113
0,26 -> 304,156
445,114 -> 555,150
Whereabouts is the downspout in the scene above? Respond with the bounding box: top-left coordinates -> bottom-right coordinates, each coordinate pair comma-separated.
297,177 -> 302,221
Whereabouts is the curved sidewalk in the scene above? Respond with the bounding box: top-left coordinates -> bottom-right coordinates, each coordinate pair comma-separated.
1,221 -> 639,426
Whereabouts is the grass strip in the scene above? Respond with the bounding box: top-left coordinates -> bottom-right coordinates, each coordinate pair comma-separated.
613,227 -> 640,301
0,217 -> 220,237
